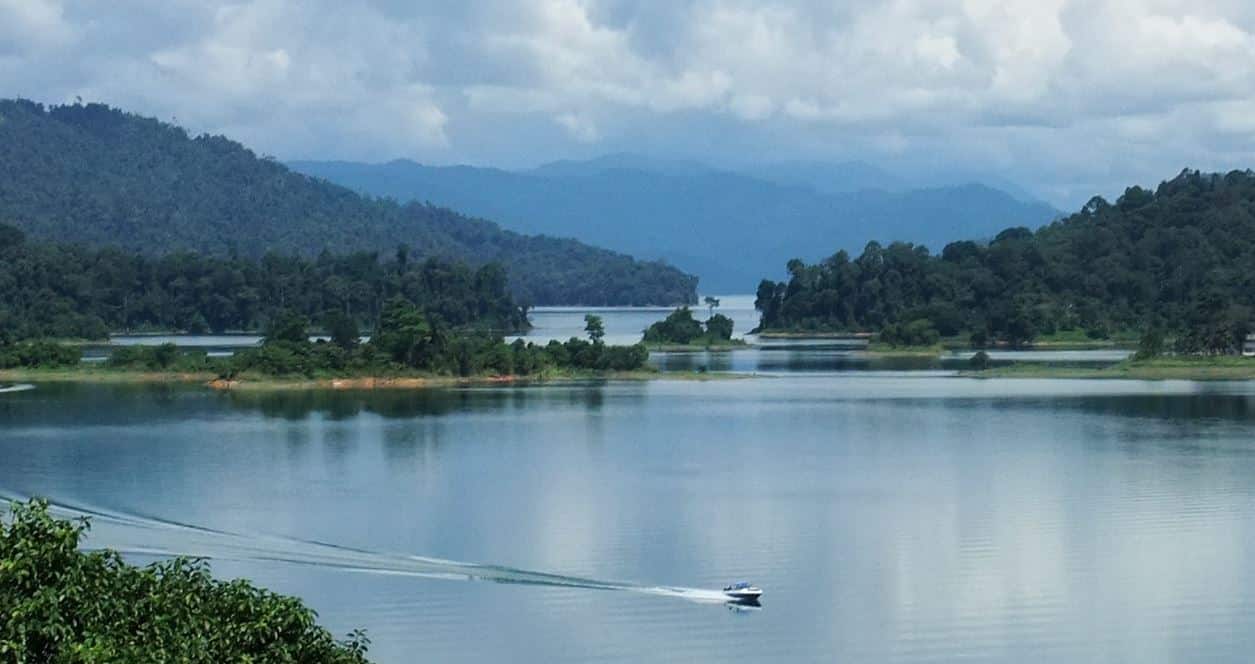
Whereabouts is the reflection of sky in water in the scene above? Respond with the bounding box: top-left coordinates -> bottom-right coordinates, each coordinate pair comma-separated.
515,294 -> 761,346
5,378 -> 1255,662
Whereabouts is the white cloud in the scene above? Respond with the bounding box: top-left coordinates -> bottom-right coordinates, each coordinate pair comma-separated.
4,0 -> 1255,204
556,112 -> 599,142
0,0 -> 75,52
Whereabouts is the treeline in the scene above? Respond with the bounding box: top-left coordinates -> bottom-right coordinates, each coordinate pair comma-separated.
1,300 -> 651,378
0,99 -> 698,306
0,222 -> 527,340
222,300 -> 650,378
756,169 -> 1255,349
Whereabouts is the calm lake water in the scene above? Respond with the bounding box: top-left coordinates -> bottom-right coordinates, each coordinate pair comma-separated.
6,367 -> 1255,662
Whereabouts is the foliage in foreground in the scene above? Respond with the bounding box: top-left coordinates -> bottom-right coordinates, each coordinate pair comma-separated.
0,499 -> 370,663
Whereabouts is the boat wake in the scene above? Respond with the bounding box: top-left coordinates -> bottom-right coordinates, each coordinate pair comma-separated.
0,383 -> 34,394
0,491 -> 740,606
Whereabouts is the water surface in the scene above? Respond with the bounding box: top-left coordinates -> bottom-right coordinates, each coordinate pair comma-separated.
4,375 -> 1255,662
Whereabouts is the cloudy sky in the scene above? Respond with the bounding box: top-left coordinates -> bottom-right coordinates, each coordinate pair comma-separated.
4,0 -> 1255,207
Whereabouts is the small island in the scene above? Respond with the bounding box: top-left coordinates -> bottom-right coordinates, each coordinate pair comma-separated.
640,299 -> 748,351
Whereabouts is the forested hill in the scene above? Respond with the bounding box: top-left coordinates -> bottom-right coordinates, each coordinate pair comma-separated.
0,99 -> 696,306
755,170 -> 1255,348
0,222 -> 529,340
289,158 -> 1058,292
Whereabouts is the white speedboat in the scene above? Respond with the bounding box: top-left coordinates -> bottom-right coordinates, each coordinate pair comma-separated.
723,582 -> 763,602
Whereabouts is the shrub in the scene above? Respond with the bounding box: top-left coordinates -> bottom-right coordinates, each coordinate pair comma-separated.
0,341 -> 81,369
881,319 -> 939,347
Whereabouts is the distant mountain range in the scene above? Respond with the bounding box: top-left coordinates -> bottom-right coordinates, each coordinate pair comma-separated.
0,101 -> 697,306
291,156 -> 1061,292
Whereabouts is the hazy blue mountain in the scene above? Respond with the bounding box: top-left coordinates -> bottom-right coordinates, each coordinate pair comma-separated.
291,158 -> 1061,292
530,153 -> 716,177
743,160 -> 907,195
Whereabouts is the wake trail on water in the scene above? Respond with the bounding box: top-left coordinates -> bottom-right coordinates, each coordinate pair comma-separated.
0,383 -> 35,394
0,490 -> 730,605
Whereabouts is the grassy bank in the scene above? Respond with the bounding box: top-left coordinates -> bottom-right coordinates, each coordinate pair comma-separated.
0,367 -> 219,384
970,356 -> 1255,380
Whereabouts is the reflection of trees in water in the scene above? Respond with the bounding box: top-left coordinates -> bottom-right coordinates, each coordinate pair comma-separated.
1067,394 -> 1255,423
226,384 -> 619,421
652,352 -> 735,373
0,382 -> 214,426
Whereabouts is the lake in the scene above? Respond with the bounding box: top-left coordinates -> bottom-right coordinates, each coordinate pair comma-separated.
5,362 -> 1255,662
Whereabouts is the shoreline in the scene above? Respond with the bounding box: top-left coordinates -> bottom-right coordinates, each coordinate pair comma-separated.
8,357 -> 1254,388
755,330 -> 872,340
644,341 -> 750,352
0,367 -> 744,391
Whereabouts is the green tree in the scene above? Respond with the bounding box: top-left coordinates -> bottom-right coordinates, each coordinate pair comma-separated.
325,310 -> 360,350
704,295 -> 720,318
584,314 -> 606,344
1134,328 -> 1165,361
264,309 -> 309,345
705,313 -> 734,340
375,298 -> 434,368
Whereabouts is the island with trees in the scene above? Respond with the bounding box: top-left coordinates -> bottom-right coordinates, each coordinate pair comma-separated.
641,303 -> 745,351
